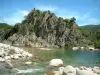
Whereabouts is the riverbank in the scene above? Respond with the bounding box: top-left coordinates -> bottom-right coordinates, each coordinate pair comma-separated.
0,43 -> 32,62
72,46 -> 100,51
46,65 -> 100,75
0,43 -> 100,75
0,43 -> 33,69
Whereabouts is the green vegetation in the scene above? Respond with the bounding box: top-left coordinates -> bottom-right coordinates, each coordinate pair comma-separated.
78,27 -> 90,37
80,25 -> 100,49
0,23 -> 11,29
80,25 -> 100,31
0,23 -> 14,40
93,28 -> 100,48
0,9 -> 100,48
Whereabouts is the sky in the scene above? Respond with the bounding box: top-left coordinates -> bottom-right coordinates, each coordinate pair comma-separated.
0,0 -> 100,26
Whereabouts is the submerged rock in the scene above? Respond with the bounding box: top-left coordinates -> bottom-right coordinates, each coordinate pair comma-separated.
4,60 -> 14,68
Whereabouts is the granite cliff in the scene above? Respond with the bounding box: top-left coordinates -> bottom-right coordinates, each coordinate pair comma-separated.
0,9 -> 92,48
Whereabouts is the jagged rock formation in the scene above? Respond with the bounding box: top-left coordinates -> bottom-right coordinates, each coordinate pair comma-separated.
1,9 -> 92,48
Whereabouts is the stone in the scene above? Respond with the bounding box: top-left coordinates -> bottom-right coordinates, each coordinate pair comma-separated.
25,61 -> 32,65
4,61 -> 14,68
0,43 -> 32,61
72,47 -> 79,51
49,59 -> 63,67
88,47 -> 95,50
0,57 -> 5,62
93,66 -> 100,74
80,47 -> 84,50
76,69 -> 96,75
4,56 -> 11,60
63,65 -> 76,75
13,54 -> 19,60
79,66 -> 87,70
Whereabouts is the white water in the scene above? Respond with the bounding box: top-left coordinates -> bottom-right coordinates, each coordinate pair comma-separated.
13,68 -> 44,74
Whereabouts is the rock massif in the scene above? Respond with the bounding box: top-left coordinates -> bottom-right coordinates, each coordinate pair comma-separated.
1,9 -> 92,48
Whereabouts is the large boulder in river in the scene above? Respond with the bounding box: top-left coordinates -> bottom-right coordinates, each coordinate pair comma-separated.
63,65 -> 76,75
49,59 -> 63,67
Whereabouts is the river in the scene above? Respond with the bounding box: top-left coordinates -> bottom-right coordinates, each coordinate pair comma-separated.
0,48 -> 100,75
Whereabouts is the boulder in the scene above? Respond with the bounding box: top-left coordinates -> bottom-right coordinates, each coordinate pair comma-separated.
49,59 -> 63,67
13,54 -> 19,60
63,65 -> 76,75
72,47 -> 79,51
0,57 -> 5,62
27,53 -> 32,57
80,47 -> 84,50
79,66 -> 87,70
4,56 -> 11,60
76,69 -> 97,75
88,47 -> 95,50
4,60 -> 14,68
93,66 -> 100,74
25,61 -> 32,65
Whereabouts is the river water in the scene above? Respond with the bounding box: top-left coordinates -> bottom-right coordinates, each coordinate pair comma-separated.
0,48 -> 100,75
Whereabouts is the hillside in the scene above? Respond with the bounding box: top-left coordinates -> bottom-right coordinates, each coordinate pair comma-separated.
0,23 -> 13,42
0,23 -> 11,29
80,25 -> 100,30
0,9 -> 92,48
80,25 -> 100,49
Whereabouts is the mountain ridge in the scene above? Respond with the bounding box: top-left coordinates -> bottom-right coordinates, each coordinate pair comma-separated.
80,25 -> 100,30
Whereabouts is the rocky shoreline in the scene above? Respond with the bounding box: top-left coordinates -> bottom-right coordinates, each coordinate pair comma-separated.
72,46 -> 100,51
0,43 -> 32,68
47,65 -> 100,75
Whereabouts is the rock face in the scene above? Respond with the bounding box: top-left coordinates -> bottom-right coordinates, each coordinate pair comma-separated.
0,9 -> 92,48
0,43 -> 32,62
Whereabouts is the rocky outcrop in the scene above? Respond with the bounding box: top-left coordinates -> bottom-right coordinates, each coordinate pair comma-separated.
0,43 -> 32,62
0,9 -> 92,48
